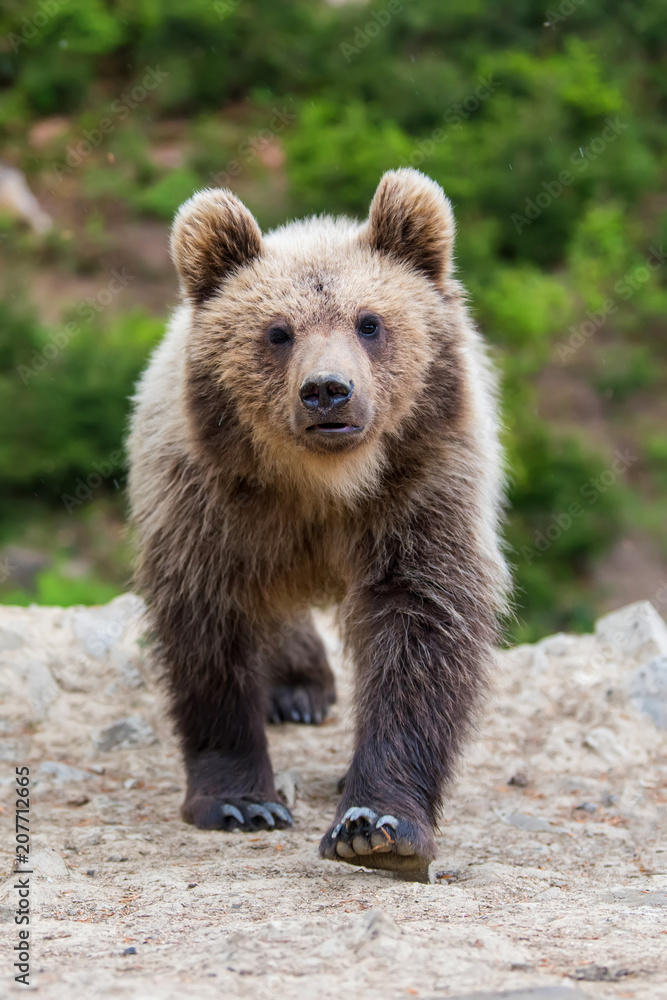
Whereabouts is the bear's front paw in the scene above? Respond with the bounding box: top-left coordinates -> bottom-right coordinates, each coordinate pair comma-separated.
268,683 -> 335,725
319,807 -> 435,872
182,795 -> 293,831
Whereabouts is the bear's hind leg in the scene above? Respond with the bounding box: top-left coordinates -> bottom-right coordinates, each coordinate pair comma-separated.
266,613 -> 336,725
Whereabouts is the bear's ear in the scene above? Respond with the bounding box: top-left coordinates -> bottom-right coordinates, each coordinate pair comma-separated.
170,188 -> 262,303
363,169 -> 455,287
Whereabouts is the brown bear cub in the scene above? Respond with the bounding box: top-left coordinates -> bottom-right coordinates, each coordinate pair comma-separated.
128,169 -> 509,872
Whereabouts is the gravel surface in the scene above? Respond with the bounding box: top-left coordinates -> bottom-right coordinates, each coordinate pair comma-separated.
0,597 -> 665,999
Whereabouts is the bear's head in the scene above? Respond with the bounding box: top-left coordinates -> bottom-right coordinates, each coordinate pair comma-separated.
171,169 -> 462,502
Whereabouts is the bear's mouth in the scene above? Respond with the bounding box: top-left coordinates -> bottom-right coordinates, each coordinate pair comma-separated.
306,422 -> 363,434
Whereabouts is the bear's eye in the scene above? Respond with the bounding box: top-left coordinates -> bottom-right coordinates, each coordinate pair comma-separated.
357,316 -> 380,339
267,325 -> 293,346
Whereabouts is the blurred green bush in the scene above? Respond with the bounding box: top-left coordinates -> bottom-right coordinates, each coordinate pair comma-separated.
0,301 -> 163,513
1,0 -> 666,637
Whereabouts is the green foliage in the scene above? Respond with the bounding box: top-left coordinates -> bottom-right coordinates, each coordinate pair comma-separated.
644,435 -> 667,495
504,421 -> 634,642
0,300 -> 163,521
133,167 -> 202,220
285,101 -> 413,217
0,0 -> 665,635
594,345 -> 659,402
2,566 -> 122,607
476,267 -> 573,365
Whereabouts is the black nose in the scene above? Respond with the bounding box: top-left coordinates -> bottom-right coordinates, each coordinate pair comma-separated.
299,373 -> 353,410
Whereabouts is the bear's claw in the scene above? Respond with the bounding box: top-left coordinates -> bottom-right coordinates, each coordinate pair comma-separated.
319,807 -> 434,872
220,804 -> 245,826
184,796 -> 293,831
343,806 -> 377,825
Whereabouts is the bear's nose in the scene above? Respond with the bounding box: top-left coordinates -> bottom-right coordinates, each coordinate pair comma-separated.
299,373 -> 354,411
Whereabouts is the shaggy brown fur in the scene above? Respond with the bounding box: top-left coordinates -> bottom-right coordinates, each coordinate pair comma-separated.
128,169 -> 509,872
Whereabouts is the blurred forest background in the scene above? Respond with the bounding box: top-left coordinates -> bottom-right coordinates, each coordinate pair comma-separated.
0,0 -> 665,642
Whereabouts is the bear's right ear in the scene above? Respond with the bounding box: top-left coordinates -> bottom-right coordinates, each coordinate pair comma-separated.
170,188 -> 262,303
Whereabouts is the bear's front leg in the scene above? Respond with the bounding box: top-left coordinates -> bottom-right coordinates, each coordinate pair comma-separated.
319,571 -> 495,871
161,607 -> 293,833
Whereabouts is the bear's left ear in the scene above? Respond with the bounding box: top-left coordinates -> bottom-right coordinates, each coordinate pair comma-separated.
363,169 -> 455,288
170,188 -> 262,303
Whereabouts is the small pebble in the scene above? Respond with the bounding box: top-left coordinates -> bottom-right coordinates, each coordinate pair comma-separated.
67,795 -> 90,807
435,869 -> 461,883
123,946 -> 137,956
574,964 -> 613,981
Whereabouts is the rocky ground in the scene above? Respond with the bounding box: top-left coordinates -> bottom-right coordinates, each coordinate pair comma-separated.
0,596 -> 666,1000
